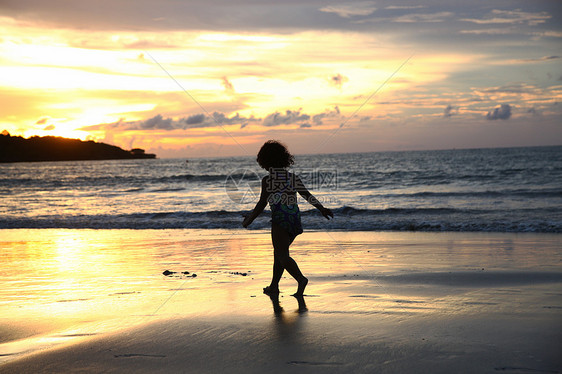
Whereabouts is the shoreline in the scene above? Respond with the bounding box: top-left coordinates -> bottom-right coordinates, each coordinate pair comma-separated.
1,229 -> 561,372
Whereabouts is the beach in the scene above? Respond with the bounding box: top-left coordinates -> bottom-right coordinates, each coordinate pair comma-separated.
1,229 -> 561,373
3,0 -> 562,368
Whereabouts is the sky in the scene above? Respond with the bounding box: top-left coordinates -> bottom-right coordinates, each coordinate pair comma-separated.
1,0 -> 561,157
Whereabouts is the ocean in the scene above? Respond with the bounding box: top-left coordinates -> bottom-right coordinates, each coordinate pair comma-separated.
1,146 -> 561,232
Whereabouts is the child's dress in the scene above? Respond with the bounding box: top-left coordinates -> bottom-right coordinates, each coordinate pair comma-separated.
269,173 -> 304,240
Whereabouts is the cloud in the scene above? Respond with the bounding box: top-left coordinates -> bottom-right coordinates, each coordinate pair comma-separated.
0,0 -> 360,32
185,114 -> 206,125
148,112 -> 260,129
80,107 -> 344,134
43,124 -> 55,131
80,114 -> 213,132
488,55 -> 562,65
523,55 -> 560,62
393,11 -> 454,23
355,10 -> 454,25
117,39 -> 180,49
328,74 -> 349,89
134,112 -> 261,130
36,117 -> 48,125
541,31 -> 562,38
139,114 -> 174,130
480,84 -> 538,94
537,55 -> 559,61
460,29 -> 562,39
262,110 -> 311,127
221,76 -> 235,95
444,104 -> 459,118
212,112 -> 260,127
461,9 -> 551,26
471,83 -> 547,101
67,34 -> 182,50
459,28 -> 517,36
385,6 -> 426,10
80,112 -> 256,132
319,2 -> 377,18
182,112 -> 250,128
486,104 -> 512,120
313,106 -> 341,125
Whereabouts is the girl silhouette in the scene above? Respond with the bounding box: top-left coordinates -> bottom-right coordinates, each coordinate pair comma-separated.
243,140 -> 333,296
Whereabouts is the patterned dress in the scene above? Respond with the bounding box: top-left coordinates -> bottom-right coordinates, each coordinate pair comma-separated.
269,173 -> 304,240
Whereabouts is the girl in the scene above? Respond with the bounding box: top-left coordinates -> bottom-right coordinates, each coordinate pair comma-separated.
242,140 -> 333,296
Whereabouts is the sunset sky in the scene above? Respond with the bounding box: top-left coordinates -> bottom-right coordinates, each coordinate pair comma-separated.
1,0 -> 561,157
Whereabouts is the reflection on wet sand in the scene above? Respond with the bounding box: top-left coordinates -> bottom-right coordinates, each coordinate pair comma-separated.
268,294 -> 308,318
1,229 -> 561,371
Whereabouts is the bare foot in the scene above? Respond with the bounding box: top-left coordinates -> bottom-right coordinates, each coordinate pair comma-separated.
263,286 -> 279,295
292,277 -> 308,297
293,294 -> 308,313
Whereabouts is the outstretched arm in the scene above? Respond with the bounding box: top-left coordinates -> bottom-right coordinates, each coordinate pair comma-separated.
242,176 -> 270,228
295,175 -> 334,220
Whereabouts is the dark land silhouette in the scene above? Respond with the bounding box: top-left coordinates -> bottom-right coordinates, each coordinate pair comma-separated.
0,131 -> 156,163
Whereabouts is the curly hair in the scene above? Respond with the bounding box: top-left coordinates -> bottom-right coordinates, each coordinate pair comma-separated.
256,140 -> 294,169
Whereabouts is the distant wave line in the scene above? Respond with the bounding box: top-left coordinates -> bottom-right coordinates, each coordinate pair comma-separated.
1,206 -> 560,232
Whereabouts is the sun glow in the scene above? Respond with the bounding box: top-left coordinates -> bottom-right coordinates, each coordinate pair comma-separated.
1,1 -> 560,156
0,17 -> 447,143
27,127 -> 91,141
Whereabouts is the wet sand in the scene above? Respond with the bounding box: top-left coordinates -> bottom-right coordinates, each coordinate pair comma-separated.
0,229 -> 561,373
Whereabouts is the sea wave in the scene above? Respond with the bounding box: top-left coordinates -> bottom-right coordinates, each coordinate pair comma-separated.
1,206 -> 560,233
377,188 -> 562,199
2,146 -> 560,233
0,173 -> 234,189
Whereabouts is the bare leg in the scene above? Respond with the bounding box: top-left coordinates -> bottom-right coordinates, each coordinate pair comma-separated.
267,257 -> 284,292
270,223 -> 308,296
